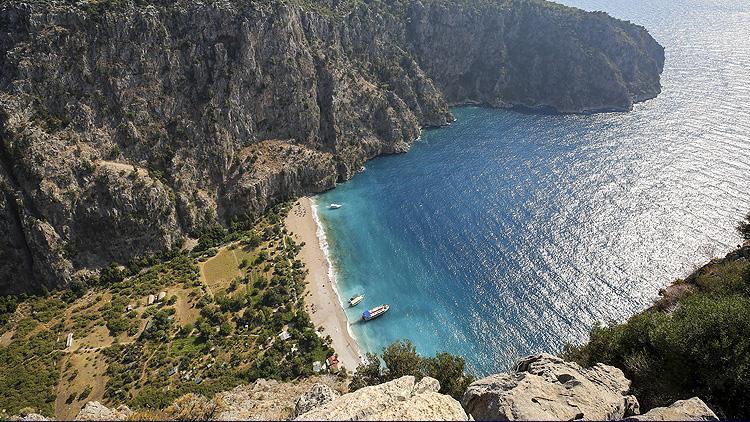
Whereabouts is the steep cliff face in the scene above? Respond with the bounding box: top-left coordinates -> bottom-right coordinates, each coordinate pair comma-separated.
0,0 -> 664,292
406,0 -> 665,112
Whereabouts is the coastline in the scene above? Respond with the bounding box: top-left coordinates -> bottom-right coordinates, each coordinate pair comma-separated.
285,197 -> 363,371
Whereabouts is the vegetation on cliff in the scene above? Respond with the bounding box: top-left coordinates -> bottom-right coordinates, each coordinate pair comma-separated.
563,216 -> 750,419
0,204 -> 333,418
350,339 -> 475,400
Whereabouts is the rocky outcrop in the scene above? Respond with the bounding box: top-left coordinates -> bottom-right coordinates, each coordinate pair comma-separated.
462,353 -> 640,421
74,401 -> 132,421
294,376 -> 468,421
625,398 -> 719,421
0,0 -> 664,293
7,413 -> 50,421
33,366 -> 718,422
292,383 -> 340,419
215,377 -> 345,421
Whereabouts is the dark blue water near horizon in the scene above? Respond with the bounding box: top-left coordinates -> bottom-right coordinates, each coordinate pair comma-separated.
315,0 -> 750,375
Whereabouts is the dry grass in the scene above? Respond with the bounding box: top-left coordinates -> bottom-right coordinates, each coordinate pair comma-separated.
200,244 -> 255,292
55,350 -> 108,420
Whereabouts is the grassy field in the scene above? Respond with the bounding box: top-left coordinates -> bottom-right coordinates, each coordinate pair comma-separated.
0,204 -> 335,419
201,244 -> 256,291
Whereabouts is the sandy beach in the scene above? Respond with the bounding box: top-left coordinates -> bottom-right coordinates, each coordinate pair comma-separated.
285,197 -> 363,371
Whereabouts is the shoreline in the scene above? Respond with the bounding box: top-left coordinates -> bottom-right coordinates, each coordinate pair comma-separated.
285,197 -> 363,372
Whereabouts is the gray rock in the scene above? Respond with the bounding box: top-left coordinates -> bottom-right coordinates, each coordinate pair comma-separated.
75,401 -> 132,421
8,414 -> 50,421
295,376 -> 468,421
625,397 -> 718,421
292,383 -> 340,418
414,376 -> 441,395
462,353 -> 639,421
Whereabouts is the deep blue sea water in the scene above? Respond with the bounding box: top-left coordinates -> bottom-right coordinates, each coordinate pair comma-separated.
315,0 -> 750,375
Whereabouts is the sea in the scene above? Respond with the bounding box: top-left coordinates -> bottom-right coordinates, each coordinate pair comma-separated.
313,0 -> 750,375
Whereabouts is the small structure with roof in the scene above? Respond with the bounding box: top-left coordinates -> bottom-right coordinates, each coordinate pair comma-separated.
147,294 -> 155,305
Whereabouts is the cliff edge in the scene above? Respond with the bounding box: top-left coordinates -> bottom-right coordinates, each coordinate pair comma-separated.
9,354 -> 714,421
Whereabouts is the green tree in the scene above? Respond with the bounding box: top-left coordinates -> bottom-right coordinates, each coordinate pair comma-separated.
100,264 -> 126,285
564,292 -> 750,418
381,340 -> 423,380
349,340 -> 475,400
424,352 -> 476,400
349,353 -> 384,391
737,212 -> 750,240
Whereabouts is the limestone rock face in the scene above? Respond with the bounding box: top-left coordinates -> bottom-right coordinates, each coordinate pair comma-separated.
74,401 -> 132,421
215,377 -> 344,421
292,383 -> 340,418
625,398 -> 719,421
462,353 -> 639,421
294,376 -> 468,421
7,414 -> 50,421
0,0 -> 664,293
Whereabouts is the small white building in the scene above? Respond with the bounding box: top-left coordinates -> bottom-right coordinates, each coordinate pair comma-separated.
147,294 -> 155,305
157,291 -> 167,301
312,361 -> 323,373
278,330 -> 291,341
126,304 -> 133,312
65,333 -> 73,349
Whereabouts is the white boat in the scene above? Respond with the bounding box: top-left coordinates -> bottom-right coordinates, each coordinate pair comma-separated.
348,294 -> 364,307
362,304 -> 390,321
329,203 -> 342,209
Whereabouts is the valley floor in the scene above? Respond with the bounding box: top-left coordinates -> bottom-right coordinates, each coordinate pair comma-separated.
285,198 -> 362,371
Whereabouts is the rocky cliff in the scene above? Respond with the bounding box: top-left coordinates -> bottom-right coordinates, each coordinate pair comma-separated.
296,355 -> 716,421
0,0 -> 664,293
10,355 -> 715,421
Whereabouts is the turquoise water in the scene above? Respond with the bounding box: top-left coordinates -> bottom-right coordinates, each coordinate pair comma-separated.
315,0 -> 750,375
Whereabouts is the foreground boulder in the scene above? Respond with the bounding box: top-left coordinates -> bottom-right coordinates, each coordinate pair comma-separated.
625,398 -> 719,421
75,402 -> 132,421
294,376 -> 468,421
216,378 -> 345,421
292,383 -> 340,418
462,353 -> 639,420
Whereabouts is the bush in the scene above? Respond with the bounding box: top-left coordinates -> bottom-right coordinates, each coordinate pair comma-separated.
165,393 -> 225,420
350,340 -> 474,400
194,226 -> 228,252
0,295 -> 18,326
563,268 -> 750,419
737,212 -> 750,240
100,264 -> 126,285
0,330 -> 62,416
78,385 -> 92,400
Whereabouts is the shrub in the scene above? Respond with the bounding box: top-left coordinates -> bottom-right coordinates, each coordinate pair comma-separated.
350,340 -> 474,400
737,212 -> 750,240
563,272 -> 750,419
165,393 -> 225,420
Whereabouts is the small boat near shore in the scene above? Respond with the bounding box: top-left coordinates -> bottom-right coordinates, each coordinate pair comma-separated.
329,203 -> 342,209
362,304 -> 389,321
348,294 -> 364,307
